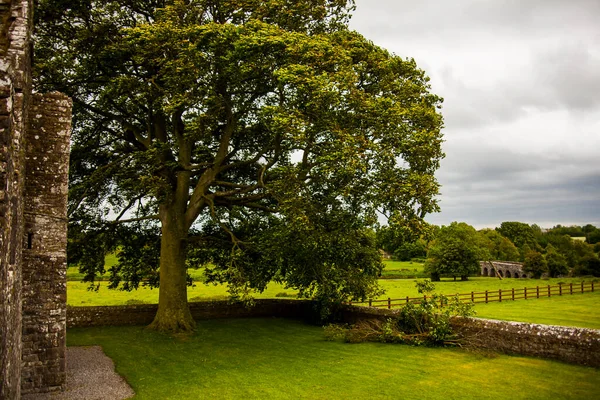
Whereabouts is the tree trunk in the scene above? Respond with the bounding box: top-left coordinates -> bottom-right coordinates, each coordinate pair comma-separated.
148,204 -> 195,333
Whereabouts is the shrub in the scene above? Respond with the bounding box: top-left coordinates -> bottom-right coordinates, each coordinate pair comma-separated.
323,324 -> 349,341
323,280 -> 475,346
275,292 -> 295,298
125,299 -> 147,305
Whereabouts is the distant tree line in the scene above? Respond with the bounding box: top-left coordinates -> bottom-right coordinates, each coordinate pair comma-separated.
377,222 -> 600,281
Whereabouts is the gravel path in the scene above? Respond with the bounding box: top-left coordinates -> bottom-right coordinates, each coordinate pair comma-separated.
22,346 -> 135,400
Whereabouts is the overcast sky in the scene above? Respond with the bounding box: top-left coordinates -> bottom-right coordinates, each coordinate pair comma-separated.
349,0 -> 600,229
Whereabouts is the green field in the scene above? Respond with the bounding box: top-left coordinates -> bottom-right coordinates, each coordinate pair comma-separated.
67,258 -> 600,329
474,291 -> 600,329
379,260 -> 427,279
67,318 -> 599,400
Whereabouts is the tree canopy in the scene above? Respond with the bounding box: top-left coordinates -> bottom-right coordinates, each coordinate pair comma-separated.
35,0 -> 444,331
425,222 -> 486,281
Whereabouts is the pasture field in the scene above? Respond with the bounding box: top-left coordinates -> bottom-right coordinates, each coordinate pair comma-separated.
473,291 -> 600,329
68,276 -> 597,306
67,277 -> 600,329
379,260 -> 427,278
67,318 -> 600,400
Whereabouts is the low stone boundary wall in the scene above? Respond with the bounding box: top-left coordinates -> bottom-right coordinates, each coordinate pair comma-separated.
333,304 -> 600,367
67,299 -> 315,328
450,317 -> 600,368
67,301 -> 600,367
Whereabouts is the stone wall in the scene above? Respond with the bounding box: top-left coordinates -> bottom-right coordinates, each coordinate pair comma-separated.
451,317 -> 600,367
67,299 -> 316,328
334,304 -> 600,367
0,0 -> 71,397
0,0 -> 32,398
20,93 -> 71,394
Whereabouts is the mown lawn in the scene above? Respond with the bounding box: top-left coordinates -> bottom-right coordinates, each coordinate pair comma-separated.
67,318 -> 600,400
380,260 -> 427,278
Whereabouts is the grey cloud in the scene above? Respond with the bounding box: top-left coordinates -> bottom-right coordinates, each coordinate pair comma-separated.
429,143 -> 600,228
351,1 -> 600,228
535,44 -> 600,111
351,0 -> 600,41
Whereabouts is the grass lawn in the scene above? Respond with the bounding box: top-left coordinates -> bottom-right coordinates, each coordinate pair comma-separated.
380,260 -> 427,279
67,277 -> 600,329
67,318 -> 600,400
377,277 -> 599,299
68,280 -> 295,306
474,290 -> 600,329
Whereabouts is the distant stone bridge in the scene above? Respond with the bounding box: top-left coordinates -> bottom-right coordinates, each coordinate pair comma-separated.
480,261 -> 529,279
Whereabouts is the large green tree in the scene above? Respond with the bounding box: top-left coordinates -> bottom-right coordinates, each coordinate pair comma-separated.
425,222 -> 487,281
35,0 -> 444,331
479,229 -> 519,261
496,221 -> 538,250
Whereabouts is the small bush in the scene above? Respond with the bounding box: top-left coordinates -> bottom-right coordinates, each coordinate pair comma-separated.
189,295 -> 228,302
125,299 -> 146,305
323,324 -> 349,341
324,280 -> 475,347
275,292 -> 295,298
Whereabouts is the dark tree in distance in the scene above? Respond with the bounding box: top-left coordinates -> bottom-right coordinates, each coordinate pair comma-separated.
425,222 -> 487,281
522,250 -> 547,279
544,244 -> 568,278
35,0 -> 444,331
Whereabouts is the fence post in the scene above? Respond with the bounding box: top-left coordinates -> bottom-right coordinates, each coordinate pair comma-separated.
570,283 -> 573,295
369,299 -> 372,307
499,289 -> 502,302
536,286 -> 539,298
471,291 -> 474,302
593,282 -> 595,292
512,288 -> 515,301
388,297 -> 391,309
548,285 -> 551,297
581,281 -> 584,293
559,283 -> 562,296
524,287 -> 527,300
485,290 -> 488,303
406,296 -> 409,305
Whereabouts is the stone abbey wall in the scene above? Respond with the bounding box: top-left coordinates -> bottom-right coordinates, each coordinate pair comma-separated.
20,93 -> 71,394
0,0 -> 71,398
0,1 -> 32,397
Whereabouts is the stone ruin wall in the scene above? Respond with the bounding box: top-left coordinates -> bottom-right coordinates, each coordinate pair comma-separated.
0,1 -> 32,397
20,93 -> 71,394
0,0 -> 71,398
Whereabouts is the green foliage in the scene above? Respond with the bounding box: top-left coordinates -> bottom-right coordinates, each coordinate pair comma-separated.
544,244 -> 568,278
573,255 -> 600,277
322,323 -> 349,341
523,250 -> 548,279
425,222 -> 486,281
496,222 -> 538,250
393,239 -> 427,262
36,0 -> 444,329
397,279 -> 475,344
326,279 -> 474,346
479,229 -> 520,261
274,292 -> 295,298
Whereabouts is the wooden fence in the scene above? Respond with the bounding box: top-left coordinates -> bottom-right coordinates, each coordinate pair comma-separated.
349,281 -> 597,309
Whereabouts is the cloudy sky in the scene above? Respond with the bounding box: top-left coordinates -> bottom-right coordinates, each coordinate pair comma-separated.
349,0 -> 600,229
